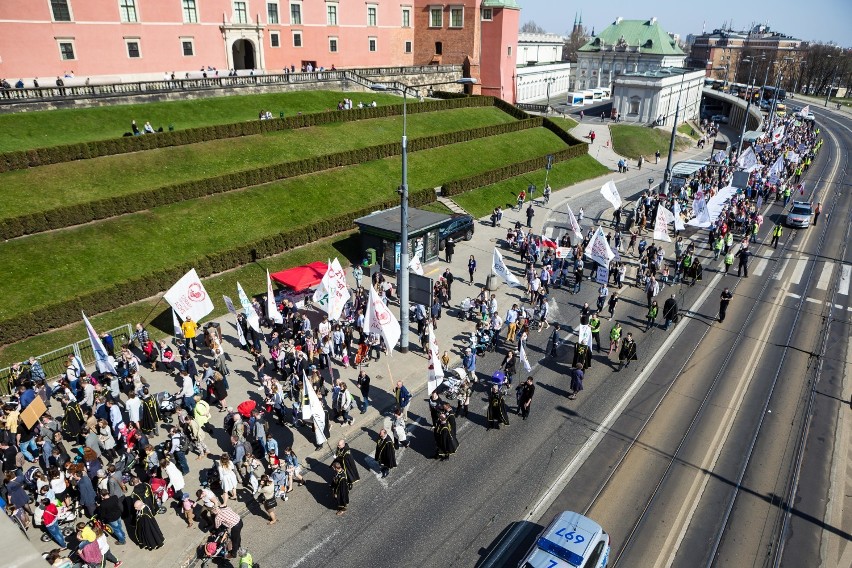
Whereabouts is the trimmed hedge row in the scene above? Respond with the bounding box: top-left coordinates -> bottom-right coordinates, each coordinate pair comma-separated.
0,96 -> 495,173
442,143 -> 589,196
542,117 -> 586,147
0,188 -> 437,345
0,117 -> 542,239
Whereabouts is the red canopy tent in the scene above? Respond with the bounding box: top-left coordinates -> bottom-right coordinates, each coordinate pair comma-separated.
270,261 -> 328,291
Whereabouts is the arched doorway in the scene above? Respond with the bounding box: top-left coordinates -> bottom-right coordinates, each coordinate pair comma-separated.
232,39 -> 255,70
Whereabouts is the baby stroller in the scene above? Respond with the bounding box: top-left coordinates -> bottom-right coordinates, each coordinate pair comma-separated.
156,391 -> 178,422
491,371 -> 509,394
458,298 -> 477,321
200,527 -> 232,568
441,368 -> 465,400
38,502 -> 78,542
473,328 -> 496,355
148,477 -> 171,514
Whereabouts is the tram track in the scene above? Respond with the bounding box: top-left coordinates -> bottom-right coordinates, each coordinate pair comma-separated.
575,118 -> 847,567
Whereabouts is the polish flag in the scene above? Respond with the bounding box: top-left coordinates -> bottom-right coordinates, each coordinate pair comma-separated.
542,236 -> 558,249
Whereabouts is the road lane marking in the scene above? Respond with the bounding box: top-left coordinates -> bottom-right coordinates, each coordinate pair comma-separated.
806,297 -> 822,304
773,257 -> 791,280
753,257 -> 769,276
817,262 -> 835,290
838,265 -> 851,295
790,257 -> 809,285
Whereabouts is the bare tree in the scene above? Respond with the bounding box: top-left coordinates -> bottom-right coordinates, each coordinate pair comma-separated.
520,21 -> 546,34
562,26 -> 587,62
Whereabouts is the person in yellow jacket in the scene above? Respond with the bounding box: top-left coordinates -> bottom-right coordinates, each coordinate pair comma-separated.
771,224 -> 783,248
724,251 -> 734,273
181,317 -> 198,351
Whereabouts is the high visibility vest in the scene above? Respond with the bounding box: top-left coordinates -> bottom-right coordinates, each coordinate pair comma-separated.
724,253 -> 734,265
610,327 -> 622,341
590,318 -> 601,333
713,239 -> 723,250
773,226 -> 782,237
682,255 -> 692,268
725,233 -> 733,245
784,188 -> 791,197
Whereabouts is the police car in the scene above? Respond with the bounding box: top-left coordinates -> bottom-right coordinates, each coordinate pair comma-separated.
520,511 -> 610,568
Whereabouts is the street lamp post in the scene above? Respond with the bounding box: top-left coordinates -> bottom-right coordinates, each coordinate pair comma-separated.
736,56 -> 760,158
371,77 -> 476,352
768,58 -> 793,129
660,73 -> 687,196
545,77 -> 555,113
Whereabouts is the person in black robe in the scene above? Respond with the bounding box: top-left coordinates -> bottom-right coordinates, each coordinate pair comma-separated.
433,413 -> 457,460
427,391 -> 445,425
516,376 -> 536,419
374,429 -> 396,478
569,364 -> 584,400
130,477 -> 158,516
618,333 -> 639,371
139,388 -> 160,435
330,461 -> 349,516
133,500 -> 164,550
486,386 -> 510,430
61,398 -> 84,440
442,403 -> 460,448
333,439 -> 360,485
572,342 -> 593,369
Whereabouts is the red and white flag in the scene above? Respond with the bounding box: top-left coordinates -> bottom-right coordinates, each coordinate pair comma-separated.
541,236 -> 558,249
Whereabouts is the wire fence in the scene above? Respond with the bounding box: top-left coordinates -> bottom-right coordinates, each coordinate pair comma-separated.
0,324 -> 133,395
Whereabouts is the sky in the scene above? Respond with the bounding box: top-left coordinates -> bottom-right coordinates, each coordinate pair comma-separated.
520,0 -> 851,47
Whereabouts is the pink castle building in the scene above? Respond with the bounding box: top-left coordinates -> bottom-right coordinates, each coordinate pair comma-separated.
0,0 -> 518,100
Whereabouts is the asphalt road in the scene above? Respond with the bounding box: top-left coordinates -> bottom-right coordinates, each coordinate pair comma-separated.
232,112 -> 851,568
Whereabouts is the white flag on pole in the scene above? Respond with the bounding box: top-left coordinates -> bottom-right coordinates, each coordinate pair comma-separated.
519,343 -> 532,373
82,312 -> 117,375
599,180 -> 623,210
584,227 -> 616,267
492,248 -> 522,288
691,194 -> 711,226
673,201 -> 685,231
234,315 -> 246,347
566,205 -> 584,242
305,377 -> 327,446
653,206 -> 674,242
172,308 -> 184,339
409,255 -> 425,276
164,268 -> 214,323
799,105 -> 809,117
772,125 -> 785,143
363,285 -> 401,354
427,322 -> 444,394
313,258 -> 351,321
768,155 -> 785,184
736,146 -> 758,170
266,270 -> 284,325
237,281 -> 261,333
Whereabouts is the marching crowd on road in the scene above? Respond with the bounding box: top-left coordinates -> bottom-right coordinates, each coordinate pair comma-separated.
0,102 -> 823,568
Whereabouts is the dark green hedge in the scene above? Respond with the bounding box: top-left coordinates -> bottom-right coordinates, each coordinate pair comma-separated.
0,188 -> 437,345
442,143 -> 589,196
0,96 -> 495,173
541,117 -> 586,146
0,117 -> 540,239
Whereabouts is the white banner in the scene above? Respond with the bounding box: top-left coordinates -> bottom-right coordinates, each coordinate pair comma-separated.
599,180 -> 623,210
492,248 -> 522,288
519,343 -> 532,373
363,285 -> 401,354
584,227 -> 615,267
689,194 -> 712,227
556,247 -> 572,259
266,270 -> 283,325
313,258 -> 351,321
222,295 -> 237,315
237,281 -> 261,333
82,312 -> 117,375
305,375 -> 327,446
164,269 -> 214,323
235,315 -> 246,347
576,324 -> 593,349
566,205 -> 584,242
799,105 -> 810,117
409,255 -> 424,276
768,155 -> 785,184
736,146 -> 758,170
673,201 -> 685,231
772,125 -> 785,143
427,322 -> 444,394
653,206 -> 674,242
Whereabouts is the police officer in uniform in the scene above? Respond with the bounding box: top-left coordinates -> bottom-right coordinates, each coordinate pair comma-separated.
589,313 -> 602,352
771,224 -> 783,249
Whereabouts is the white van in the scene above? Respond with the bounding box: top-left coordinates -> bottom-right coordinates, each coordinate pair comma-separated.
520,511 -> 610,568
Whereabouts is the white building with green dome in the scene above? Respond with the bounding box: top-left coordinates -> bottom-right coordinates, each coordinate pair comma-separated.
576,17 -> 686,91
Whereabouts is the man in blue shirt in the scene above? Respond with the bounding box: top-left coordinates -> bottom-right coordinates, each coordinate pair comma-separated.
463,348 -> 477,383
394,381 -> 412,420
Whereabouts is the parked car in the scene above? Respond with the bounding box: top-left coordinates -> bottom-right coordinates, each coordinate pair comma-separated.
786,201 -> 813,228
438,214 -> 474,250
519,510 -> 610,568
711,114 -> 729,124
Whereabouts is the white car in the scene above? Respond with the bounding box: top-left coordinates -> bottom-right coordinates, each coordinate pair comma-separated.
520,511 -> 611,568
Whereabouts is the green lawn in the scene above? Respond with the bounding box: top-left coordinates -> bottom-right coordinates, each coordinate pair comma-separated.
0,90 -> 406,152
0,231 -> 361,365
0,107 -> 515,220
610,124 -> 690,160
419,201 -> 455,215
677,122 -> 700,140
453,154 -> 609,218
0,127 -> 567,319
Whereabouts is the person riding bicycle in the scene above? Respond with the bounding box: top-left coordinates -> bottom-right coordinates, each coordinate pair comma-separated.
516,190 -> 526,210
543,184 -> 552,204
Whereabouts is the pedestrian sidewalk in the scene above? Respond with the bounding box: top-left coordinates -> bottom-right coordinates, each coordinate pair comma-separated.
569,120 -> 623,171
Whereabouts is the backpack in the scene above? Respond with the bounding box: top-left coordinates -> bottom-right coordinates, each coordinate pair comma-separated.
174,433 -> 190,453
78,541 -> 103,564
